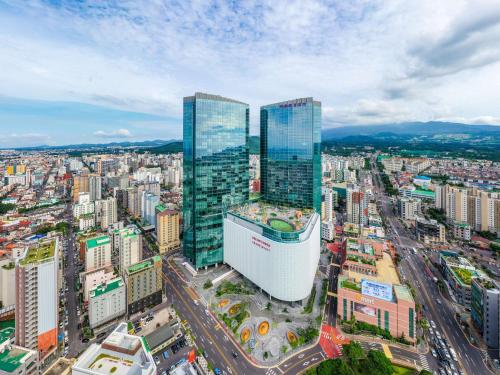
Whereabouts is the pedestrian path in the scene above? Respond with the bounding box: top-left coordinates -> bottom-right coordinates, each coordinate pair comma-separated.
418,353 -> 431,372
320,324 -> 349,359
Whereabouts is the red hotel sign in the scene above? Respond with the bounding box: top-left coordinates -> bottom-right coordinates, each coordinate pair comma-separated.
252,236 -> 271,251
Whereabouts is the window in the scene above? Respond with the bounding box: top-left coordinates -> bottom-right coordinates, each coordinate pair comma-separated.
343,298 -> 347,320
409,308 -> 414,338
384,311 -> 389,332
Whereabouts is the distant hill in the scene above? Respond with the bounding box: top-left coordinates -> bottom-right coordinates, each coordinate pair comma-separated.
322,121 -> 500,140
9,139 -> 176,151
148,141 -> 183,154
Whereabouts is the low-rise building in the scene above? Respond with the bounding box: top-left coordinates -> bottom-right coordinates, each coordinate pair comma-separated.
72,322 -> 156,375
0,327 -> 38,375
88,277 -> 126,329
452,222 -> 471,241
440,252 -> 484,307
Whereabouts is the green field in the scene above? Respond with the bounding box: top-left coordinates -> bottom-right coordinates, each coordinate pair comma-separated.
269,219 -> 294,232
392,365 -> 417,375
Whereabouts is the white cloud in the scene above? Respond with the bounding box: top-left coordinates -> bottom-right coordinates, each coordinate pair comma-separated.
93,128 -> 132,138
0,132 -> 52,148
0,0 -> 499,133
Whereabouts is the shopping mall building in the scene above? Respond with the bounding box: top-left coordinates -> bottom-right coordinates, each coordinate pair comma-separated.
337,238 -> 416,343
223,201 -> 320,302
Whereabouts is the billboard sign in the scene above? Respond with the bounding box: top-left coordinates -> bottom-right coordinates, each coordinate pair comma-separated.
361,279 -> 393,302
354,302 -> 376,317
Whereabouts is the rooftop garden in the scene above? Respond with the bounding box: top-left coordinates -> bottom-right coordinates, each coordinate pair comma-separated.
453,267 -> 473,286
347,254 -> 376,266
341,279 -> 361,292
20,241 -> 55,266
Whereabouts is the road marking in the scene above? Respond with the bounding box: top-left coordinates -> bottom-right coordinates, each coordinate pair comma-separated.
276,366 -> 284,374
382,344 -> 392,359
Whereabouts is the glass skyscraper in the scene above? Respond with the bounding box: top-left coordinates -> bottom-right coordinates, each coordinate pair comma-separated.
260,97 -> 321,213
183,93 -> 249,269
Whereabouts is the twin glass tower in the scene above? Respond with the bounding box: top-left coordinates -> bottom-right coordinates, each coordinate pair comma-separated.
183,93 -> 321,269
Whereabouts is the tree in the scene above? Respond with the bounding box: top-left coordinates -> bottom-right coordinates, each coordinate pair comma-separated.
420,371 -> 433,375
317,359 -> 354,375
342,341 -> 364,367
203,280 -> 213,289
364,350 -> 393,375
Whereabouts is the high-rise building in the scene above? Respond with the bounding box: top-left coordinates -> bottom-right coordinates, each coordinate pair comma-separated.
471,278 -> 499,349
88,175 -> 102,202
15,239 -> 58,357
97,197 -> 117,230
156,205 -> 180,254
115,227 -> 142,273
183,93 -> 249,269
85,235 -> 112,272
347,184 -> 368,226
73,174 -> 89,203
124,256 -> 163,315
88,277 -> 126,329
260,97 -> 321,213
141,192 -> 159,227
399,197 -> 421,221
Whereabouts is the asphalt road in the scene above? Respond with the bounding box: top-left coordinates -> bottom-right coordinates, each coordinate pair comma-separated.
163,257 -> 327,375
371,157 -> 491,375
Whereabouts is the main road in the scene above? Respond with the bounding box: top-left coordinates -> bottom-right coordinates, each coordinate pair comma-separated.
371,156 -> 491,375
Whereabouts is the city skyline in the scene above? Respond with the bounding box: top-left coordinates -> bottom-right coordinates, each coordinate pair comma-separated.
2,1 -> 500,147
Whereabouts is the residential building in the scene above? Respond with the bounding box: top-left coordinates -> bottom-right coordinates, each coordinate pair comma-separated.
347,184 -> 368,226
399,197 -> 421,221
156,205 -> 180,254
116,227 -> 142,274
71,322 -> 156,375
471,278 -> 499,348
85,235 -> 112,272
183,93 -> 249,269
88,175 -> 102,202
72,174 -> 89,203
415,217 -> 446,244
81,266 -> 115,303
141,192 -> 159,227
15,239 -> 58,357
0,258 -> 15,310
88,277 -> 126,329
260,97 -> 322,213
124,256 -> 162,315
97,197 -> 117,230
453,222 -> 472,241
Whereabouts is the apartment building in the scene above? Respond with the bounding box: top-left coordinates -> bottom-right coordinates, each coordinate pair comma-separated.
15,239 -> 58,358
115,227 -> 142,274
471,278 -> 499,349
155,205 -> 180,254
347,184 -> 368,226
85,235 -> 112,272
124,256 -> 162,315
88,277 -> 126,329
399,197 -> 421,221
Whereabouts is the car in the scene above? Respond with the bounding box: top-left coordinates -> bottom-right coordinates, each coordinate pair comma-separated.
431,349 -> 437,358
154,356 -> 160,365
437,298 -> 442,305
232,350 -> 238,358
214,368 -> 222,375
449,348 -> 458,361
430,320 -> 437,329
82,338 -> 90,343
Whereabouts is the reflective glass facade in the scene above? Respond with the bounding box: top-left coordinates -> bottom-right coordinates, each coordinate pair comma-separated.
260,98 -> 321,213
183,93 -> 249,269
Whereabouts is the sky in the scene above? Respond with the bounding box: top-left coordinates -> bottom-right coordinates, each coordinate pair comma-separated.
1,0 -> 500,147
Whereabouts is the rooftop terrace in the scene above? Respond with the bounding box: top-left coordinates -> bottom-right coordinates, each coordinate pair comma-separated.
127,256 -> 161,275
228,201 -> 314,233
0,346 -> 31,373
20,240 -> 55,266
86,235 -> 111,249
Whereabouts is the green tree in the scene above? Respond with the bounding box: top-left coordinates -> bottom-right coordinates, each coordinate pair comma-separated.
203,280 -> 213,289
317,359 -> 354,375
342,341 -> 364,367
420,371 -> 433,375
364,350 -> 393,375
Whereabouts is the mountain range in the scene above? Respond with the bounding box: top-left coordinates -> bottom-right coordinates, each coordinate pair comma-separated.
5,121 -> 500,152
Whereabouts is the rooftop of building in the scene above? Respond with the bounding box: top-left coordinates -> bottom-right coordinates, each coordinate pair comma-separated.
72,323 -> 154,375
42,357 -> 74,375
90,277 -> 124,299
19,239 -> 55,266
345,252 -> 400,285
0,345 -> 32,373
184,92 -> 248,106
414,175 -> 431,180
126,256 -> 161,275
0,327 -> 14,344
261,97 -> 320,108
86,235 -> 111,249
155,204 -> 177,216
227,200 -> 314,233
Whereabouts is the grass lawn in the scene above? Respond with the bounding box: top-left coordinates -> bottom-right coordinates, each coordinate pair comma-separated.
269,219 -> 294,232
392,365 -> 417,375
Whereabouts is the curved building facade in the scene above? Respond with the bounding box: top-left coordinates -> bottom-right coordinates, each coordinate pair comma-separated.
223,207 -> 320,302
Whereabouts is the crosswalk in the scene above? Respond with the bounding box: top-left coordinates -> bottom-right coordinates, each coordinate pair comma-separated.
418,353 -> 431,372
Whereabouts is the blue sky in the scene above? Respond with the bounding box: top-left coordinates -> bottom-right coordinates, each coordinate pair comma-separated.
1,0 -> 500,147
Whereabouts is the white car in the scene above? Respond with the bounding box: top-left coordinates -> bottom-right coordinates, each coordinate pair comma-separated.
430,320 -> 437,329
449,348 -> 458,361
